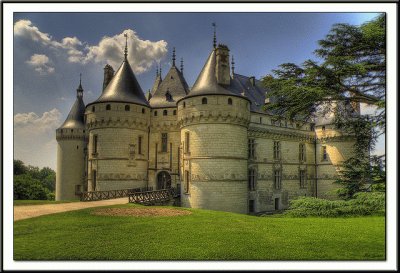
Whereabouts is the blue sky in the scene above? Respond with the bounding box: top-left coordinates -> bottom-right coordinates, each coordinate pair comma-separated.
13,12 -> 382,169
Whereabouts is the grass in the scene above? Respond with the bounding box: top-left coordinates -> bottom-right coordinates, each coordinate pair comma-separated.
14,204 -> 385,260
13,200 -> 80,206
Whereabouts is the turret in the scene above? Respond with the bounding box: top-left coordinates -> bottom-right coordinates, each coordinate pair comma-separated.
85,34 -> 150,192
177,35 -> 251,213
56,75 -> 87,200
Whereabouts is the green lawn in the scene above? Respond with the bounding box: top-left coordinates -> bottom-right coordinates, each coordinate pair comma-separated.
14,204 -> 385,260
13,200 -> 80,206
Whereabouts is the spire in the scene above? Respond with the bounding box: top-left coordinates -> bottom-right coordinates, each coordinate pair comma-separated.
77,73 -> 83,98
212,22 -> 217,48
231,55 -> 235,76
172,47 -> 176,66
156,63 -> 159,77
124,33 -> 128,60
180,57 -> 184,74
160,66 -> 162,77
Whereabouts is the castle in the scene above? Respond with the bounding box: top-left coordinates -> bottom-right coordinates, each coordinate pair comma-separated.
56,34 -> 358,214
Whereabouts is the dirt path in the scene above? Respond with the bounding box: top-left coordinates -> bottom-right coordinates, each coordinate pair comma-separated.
14,198 -> 129,221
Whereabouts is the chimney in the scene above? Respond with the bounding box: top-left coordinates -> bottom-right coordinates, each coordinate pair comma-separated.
249,76 -> 256,87
215,44 -> 230,86
103,64 -> 115,91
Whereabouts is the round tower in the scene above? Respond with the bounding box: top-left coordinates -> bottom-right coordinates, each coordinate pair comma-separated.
177,44 -> 251,213
56,77 -> 87,200
85,38 -> 150,191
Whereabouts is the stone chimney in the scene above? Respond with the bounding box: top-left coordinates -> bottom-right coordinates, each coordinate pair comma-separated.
215,44 -> 230,86
103,64 -> 115,91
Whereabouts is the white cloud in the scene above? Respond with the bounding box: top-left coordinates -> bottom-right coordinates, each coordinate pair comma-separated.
82,29 -> 168,74
14,20 -> 168,74
26,54 -> 55,75
14,109 -> 62,169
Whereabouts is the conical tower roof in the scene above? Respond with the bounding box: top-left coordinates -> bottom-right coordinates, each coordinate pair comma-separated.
59,81 -> 85,129
182,49 -> 247,101
87,59 -> 149,107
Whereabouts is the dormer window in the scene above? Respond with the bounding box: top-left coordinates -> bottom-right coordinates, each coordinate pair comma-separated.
165,90 -> 172,101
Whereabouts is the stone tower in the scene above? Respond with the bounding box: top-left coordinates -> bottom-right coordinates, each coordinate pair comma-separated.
177,44 -> 251,213
84,41 -> 151,191
56,77 -> 87,200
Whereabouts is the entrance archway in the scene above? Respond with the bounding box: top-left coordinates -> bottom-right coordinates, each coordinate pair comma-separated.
157,171 -> 171,190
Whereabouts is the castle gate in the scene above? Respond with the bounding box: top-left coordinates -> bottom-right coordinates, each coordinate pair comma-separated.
157,171 -> 171,190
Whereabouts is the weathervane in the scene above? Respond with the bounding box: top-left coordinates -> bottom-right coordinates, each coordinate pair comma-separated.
212,22 -> 217,48
124,33 -> 128,60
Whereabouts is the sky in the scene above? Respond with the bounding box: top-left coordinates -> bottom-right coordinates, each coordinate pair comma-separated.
12,11 -> 383,170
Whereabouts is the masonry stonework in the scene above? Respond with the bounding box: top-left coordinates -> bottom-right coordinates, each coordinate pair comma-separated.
56,41 -> 357,213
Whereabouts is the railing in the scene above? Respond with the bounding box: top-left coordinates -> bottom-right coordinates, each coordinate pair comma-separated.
128,188 -> 176,206
80,186 -> 154,201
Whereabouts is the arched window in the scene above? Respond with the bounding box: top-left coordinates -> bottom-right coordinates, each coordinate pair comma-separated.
183,102 -> 186,108
125,105 -> 130,111
173,110 -> 177,115
228,98 -> 233,105
322,125 -> 326,131
106,104 -> 111,110
163,109 -> 168,116
202,97 -> 207,104
142,108 -> 145,114
92,106 -> 95,112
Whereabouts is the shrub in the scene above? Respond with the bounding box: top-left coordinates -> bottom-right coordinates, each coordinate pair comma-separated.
284,192 -> 385,217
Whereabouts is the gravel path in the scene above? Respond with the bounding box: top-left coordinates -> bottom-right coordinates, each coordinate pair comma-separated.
14,198 -> 129,221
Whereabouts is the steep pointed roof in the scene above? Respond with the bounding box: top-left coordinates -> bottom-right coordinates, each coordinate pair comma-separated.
149,65 -> 189,108
182,49 -> 249,101
59,83 -> 86,129
150,72 -> 162,95
87,59 -> 149,107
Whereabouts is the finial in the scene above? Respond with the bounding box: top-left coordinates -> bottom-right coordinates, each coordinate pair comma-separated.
180,57 -> 184,74
212,22 -> 217,48
231,55 -> 235,75
124,33 -> 128,60
172,47 -> 176,66
77,73 -> 83,98
156,63 -> 159,77
160,66 -> 162,77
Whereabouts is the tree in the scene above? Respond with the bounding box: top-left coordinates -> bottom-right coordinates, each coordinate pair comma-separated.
262,15 -> 385,130
14,174 -> 49,200
14,159 -> 27,175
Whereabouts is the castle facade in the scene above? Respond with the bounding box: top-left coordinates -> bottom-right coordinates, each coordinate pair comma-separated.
56,39 -> 357,214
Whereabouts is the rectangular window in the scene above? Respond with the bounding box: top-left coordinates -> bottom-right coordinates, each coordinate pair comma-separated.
273,141 -> 281,160
184,170 -> 190,193
161,133 -> 168,152
299,170 -> 306,188
274,170 -> 281,190
322,146 -> 328,161
248,169 -> 256,191
138,136 -> 142,155
249,200 -> 255,213
299,143 -> 306,161
248,139 -> 255,159
93,135 -> 98,155
185,132 -> 190,153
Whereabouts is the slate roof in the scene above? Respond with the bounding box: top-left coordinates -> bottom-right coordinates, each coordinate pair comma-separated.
87,59 -> 149,107
59,83 -> 86,129
149,65 -> 189,108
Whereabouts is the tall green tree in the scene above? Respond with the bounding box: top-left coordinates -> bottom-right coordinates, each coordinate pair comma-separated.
262,14 -> 385,130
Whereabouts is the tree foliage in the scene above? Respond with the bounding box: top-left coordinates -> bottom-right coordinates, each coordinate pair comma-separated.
13,160 -> 56,200
262,15 -> 385,130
